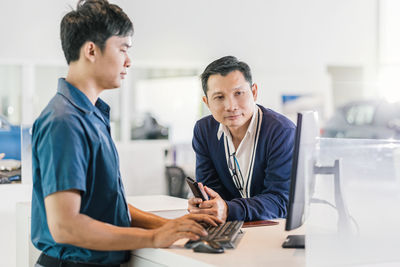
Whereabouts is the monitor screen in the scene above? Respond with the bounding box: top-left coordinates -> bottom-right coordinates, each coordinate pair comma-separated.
283,111 -> 319,248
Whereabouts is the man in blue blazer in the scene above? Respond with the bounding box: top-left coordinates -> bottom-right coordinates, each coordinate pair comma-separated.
188,56 -> 296,222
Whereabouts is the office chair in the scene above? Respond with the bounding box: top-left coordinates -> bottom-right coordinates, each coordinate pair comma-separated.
165,165 -> 189,199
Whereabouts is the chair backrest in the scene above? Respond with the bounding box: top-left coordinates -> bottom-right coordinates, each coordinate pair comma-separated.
165,165 -> 189,198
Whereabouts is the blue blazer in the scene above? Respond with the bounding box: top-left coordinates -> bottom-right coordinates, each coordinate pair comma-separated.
192,105 -> 295,221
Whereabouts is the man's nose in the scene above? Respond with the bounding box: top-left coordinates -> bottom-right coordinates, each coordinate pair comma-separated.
125,55 -> 131,68
225,96 -> 238,111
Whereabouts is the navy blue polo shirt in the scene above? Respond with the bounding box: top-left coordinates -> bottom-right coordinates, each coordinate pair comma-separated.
31,78 -> 131,265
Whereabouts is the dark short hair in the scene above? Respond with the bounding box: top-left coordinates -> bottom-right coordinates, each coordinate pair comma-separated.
200,56 -> 253,96
60,0 -> 133,64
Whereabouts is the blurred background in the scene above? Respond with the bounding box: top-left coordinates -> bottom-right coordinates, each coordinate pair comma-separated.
2,0 -> 400,188
2,0 -> 400,265
2,0 -> 400,189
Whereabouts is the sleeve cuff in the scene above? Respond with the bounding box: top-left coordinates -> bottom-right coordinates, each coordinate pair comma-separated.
43,182 -> 85,198
226,200 -> 245,221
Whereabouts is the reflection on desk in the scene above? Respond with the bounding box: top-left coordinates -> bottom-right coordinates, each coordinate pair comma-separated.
125,195 -> 304,267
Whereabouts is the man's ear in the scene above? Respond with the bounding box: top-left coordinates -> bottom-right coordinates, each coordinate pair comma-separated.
251,83 -> 258,101
202,95 -> 209,108
81,41 -> 97,63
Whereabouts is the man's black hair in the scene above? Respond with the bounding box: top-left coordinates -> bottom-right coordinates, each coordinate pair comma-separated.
200,56 -> 253,96
60,0 -> 133,64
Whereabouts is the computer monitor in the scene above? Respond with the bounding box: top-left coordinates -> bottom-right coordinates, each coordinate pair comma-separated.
282,111 -> 319,249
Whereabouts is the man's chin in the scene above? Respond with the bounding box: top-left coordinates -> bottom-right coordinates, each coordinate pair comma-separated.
105,82 -> 121,90
223,120 -> 243,129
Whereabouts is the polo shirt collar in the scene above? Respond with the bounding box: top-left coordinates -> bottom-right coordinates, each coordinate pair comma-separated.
217,104 -> 259,140
57,78 -> 111,122
95,98 -> 111,125
57,78 -> 95,114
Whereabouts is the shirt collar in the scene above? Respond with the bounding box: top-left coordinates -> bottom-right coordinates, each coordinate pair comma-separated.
217,104 -> 259,140
57,78 -> 110,121
95,98 -> 111,124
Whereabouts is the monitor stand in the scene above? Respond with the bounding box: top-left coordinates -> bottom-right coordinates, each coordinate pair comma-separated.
314,159 -> 352,235
282,235 -> 305,249
282,159 -> 352,249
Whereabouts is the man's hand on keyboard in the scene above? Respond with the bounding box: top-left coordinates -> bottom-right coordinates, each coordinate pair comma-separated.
150,214 -> 222,248
188,185 -> 228,223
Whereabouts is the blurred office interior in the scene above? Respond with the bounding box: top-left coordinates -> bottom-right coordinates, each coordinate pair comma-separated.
1,0 -> 400,266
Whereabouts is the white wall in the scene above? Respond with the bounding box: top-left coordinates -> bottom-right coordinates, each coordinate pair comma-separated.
123,0 -> 378,112
0,0 -> 378,112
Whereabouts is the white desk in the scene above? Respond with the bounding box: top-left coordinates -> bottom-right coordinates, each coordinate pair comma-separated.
126,195 -> 305,267
126,195 -> 189,219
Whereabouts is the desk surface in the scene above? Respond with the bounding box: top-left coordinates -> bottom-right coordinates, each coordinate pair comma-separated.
126,195 -> 189,219
127,195 -> 305,267
126,195 -> 188,212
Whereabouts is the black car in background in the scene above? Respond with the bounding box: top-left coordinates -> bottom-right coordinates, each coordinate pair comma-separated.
131,112 -> 169,140
321,100 -> 400,140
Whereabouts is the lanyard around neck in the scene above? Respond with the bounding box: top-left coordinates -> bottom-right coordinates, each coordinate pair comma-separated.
225,108 -> 261,197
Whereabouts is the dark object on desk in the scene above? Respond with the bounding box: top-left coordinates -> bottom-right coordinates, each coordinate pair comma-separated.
242,220 -> 279,228
282,235 -> 305,249
185,220 -> 244,252
192,240 -> 224,254
165,165 -> 188,198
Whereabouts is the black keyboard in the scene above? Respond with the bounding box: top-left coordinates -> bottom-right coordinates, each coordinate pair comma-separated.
185,220 -> 244,249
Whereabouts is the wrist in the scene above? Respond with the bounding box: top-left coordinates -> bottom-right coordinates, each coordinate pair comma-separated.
148,229 -> 157,248
223,201 -> 229,222
155,217 -> 169,228
148,216 -> 169,229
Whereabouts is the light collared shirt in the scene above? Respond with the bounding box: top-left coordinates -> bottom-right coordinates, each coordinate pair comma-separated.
217,105 -> 262,197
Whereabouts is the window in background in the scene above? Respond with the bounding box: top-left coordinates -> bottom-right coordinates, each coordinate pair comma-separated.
321,0 -> 400,141
32,65 -> 204,143
321,100 -> 400,140
129,68 -> 201,143
0,65 -> 22,183
0,65 -> 22,124
379,0 -> 400,102
0,63 -> 204,185
345,104 -> 375,126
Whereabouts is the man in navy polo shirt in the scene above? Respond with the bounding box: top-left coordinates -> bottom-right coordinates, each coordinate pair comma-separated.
31,1 -> 219,266
188,56 -> 296,222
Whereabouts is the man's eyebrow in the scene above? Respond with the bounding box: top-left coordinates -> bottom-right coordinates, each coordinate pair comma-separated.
210,86 -> 245,97
211,91 -> 223,97
233,85 -> 244,90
